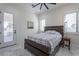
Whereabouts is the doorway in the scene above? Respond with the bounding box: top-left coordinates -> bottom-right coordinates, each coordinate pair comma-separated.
0,12 -> 16,48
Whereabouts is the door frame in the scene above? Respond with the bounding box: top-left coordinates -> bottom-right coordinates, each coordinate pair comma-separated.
0,11 -> 16,48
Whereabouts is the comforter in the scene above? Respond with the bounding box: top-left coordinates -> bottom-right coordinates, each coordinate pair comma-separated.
28,31 -> 62,53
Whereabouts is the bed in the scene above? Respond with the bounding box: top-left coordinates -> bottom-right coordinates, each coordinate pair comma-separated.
24,26 -> 63,56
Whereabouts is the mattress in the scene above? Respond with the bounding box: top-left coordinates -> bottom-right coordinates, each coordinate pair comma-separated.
28,31 -> 62,53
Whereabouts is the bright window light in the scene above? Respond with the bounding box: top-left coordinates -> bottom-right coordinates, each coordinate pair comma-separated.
64,12 -> 76,32
40,19 -> 45,31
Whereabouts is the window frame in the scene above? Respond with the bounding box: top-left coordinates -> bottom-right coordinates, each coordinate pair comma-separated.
64,11 -> 78,33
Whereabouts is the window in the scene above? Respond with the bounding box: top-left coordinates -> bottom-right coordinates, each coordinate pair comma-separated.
64,12 -> 77,32
40,19 -> 45,31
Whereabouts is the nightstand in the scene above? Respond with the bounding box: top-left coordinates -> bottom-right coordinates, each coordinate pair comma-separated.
62,37 -> 71,50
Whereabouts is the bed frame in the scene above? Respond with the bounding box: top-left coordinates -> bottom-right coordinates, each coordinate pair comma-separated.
24,26 -> 63,56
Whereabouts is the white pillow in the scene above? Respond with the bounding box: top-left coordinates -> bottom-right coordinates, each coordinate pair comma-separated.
45,30 -> 62,38
45,30 -> 57,34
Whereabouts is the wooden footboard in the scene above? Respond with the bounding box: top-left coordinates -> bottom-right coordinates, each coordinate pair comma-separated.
24,39 -> 50,56
24,39 -> 62,56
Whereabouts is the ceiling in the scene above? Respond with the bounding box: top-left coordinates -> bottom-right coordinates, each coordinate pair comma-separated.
16,3 -> 67,14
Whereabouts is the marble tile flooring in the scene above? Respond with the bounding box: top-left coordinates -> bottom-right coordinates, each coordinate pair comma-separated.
0,45 -> 34,56
56,46 -> 79,56
0,45 -> 79,56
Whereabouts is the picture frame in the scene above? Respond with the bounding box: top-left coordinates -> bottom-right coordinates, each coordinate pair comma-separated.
27,21 -> 34,29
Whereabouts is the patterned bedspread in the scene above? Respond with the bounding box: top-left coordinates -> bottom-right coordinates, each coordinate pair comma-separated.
28,31 -> 62,53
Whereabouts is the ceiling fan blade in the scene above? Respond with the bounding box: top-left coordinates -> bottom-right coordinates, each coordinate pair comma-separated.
44,3 -> 49,9
32,3 -> 40,8
40,4 -> 42,10
48,3 -> 56,4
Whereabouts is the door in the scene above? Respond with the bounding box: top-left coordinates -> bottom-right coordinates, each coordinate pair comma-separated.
0,12 -> 16,48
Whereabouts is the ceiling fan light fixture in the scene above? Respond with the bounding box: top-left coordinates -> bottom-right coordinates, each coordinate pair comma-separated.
32,3 -> 56,10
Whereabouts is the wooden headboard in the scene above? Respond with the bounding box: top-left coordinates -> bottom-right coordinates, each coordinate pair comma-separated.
44,26 -> 63,36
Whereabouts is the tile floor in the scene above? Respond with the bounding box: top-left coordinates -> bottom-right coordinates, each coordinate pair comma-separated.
0,45 -> 79,56
0,45 -> 34,56
56,46 -> 79,56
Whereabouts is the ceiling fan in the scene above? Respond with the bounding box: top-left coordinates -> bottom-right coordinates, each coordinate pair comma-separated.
32,3 -> 56,10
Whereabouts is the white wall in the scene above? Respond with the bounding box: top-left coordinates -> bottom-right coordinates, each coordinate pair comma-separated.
0,3 -> 38,48
38,3 -> 79,47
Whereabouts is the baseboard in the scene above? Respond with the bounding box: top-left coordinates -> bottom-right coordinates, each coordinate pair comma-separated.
0,44 -> 16,49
